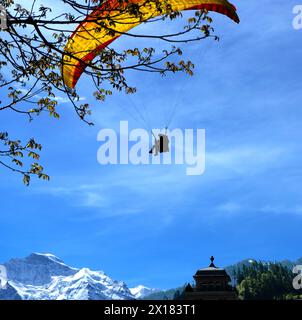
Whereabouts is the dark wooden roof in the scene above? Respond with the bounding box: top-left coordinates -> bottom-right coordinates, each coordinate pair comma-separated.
194,256 -> 230,279
195,267 -> 229,277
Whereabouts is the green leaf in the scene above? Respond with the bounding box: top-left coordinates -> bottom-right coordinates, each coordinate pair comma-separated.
23,174 -> 30,186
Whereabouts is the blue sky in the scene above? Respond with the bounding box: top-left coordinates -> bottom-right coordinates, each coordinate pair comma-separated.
1,0 -> 302,289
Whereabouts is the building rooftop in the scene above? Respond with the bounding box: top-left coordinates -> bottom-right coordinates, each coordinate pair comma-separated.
194,256 -> 230,278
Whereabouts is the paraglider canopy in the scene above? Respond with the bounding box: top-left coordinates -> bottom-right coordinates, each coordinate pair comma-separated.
62,0 -> 239,89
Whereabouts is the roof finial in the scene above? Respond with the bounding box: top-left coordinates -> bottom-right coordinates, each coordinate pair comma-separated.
209,256 -> 216,268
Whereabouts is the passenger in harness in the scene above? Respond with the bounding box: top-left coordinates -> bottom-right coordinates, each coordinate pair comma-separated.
149,133 -> 170,156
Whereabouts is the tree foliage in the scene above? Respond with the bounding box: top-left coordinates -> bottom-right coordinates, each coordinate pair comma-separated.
235,261 -> 302,300
0,132 -> 49,185
0,0 -> 217,184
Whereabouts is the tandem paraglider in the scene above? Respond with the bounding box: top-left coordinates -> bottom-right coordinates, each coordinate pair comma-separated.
62,0 -> 239,157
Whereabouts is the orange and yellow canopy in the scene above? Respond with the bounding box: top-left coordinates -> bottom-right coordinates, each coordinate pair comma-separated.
62,0 -> 239,89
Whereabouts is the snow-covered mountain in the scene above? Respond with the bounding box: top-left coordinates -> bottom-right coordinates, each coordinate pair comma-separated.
0,253 -> 136,300
4,253 -> 77,286
130,285 -> 160,299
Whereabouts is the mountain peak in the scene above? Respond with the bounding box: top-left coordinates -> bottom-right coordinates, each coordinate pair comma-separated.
1,253 -> 136,300
130,285 -> 160,299
4,253 -> 77,286
29,253 -> 67,265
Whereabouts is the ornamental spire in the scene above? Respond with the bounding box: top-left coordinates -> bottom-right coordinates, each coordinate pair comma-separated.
209,256 -> 216,268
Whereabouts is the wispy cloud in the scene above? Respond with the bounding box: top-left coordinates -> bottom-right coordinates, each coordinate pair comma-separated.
216,202 -> 242,214
207,145 -> 289,176
54,96 -> 87,104
37,139 -> 293,221
13,84 -> 86,104
43,184 -> 110,209
261,205 -> 302,216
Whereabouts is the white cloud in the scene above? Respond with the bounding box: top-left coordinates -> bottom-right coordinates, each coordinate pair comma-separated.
43,184 -> 110,209
38,142 -> 291,216
54,96 -> 86,104
261,205 -> 302,216
82,191 -> 108,208
217,202 -> 242,213
207,145 -> 287,175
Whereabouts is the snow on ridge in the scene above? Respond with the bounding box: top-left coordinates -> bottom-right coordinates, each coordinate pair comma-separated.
130,285 -> 160,299
1,253 -> 136,300
33,253 -> 62,261
32,253 -> 78,270
7,268 -> 135,300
